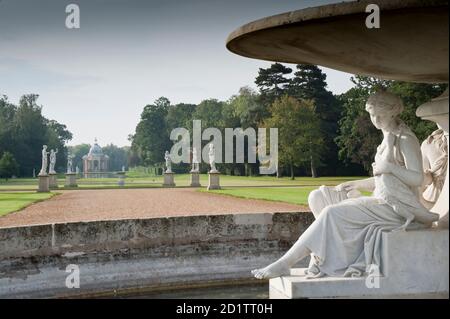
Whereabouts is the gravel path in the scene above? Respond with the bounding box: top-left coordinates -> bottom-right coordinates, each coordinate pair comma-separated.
0,188 -> 309,228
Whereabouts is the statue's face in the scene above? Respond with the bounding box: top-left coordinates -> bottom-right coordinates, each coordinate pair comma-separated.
367,106 -> 395,131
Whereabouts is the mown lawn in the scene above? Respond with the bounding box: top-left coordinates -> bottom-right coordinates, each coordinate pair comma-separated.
203,186 -> 373,206
0,175 -> 366,191
0,192 -> 56,217
203,187 -> 317,205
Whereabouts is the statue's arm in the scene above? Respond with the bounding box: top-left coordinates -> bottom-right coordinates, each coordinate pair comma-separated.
336,177 -> 375,193
421,143 -> 434,187
353,177 -> 376,192
389,135 -> 424,187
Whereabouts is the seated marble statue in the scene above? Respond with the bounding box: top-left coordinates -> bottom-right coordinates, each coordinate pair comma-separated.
252,90 -> 439,280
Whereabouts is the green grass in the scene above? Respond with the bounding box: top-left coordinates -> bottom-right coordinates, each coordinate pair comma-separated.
0,175 -> 366,191
0,192 -> 56,217
203,187 -> 317,206
203,187 -> 373,206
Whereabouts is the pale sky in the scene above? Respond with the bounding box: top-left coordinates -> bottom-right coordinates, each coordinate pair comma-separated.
0,0 -> 354,146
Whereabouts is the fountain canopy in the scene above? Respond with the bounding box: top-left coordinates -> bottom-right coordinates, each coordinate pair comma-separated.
226,0 -> 449,83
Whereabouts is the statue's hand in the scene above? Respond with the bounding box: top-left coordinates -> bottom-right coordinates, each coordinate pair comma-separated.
372,159 -> 393,176
423,169 -> 433,186
383,131 -> 396,149
335,181 -> 357,193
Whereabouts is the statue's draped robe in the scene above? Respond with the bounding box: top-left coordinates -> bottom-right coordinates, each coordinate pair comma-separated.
303,124 -> 427,277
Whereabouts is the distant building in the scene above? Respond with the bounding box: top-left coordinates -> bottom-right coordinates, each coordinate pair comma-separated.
82,139 -> 109,178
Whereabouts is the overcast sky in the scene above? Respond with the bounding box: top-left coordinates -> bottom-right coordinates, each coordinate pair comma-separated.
0,0 -> 354,146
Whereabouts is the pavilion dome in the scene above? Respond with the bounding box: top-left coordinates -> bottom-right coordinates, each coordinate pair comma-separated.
88,139 -> 104,156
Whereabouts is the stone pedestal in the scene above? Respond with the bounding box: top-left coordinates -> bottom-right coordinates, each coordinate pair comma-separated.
163,172 -> 175,188
48,173 -> 58,189
117,172 -> 126,187
207,172 -> 221,190
37,175 -> 50,193
270,229 -> 449,299
190,171 -> 201,187
64,173 -> 78,188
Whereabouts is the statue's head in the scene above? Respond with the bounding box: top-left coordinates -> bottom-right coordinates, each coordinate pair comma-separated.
365,90 -> 404,131
43,145 -> 47,149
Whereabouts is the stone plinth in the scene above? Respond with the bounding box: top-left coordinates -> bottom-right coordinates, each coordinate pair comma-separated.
208,172 -> 221,190
37,175 -> 50,193
64,173 -> 78,188
190,171 -> 201,187
269,229 -> 449,299
117,172 -> 126,187
48,173 -> 58,189
163,172 -> 175,188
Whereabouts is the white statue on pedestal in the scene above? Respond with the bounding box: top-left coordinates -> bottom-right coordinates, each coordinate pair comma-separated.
39,145 -> 50,176
252,91 -> 439,280
67,154 -> 74,174
164,151 -> 172,173
208,144 -> 218,173
191,147 -> 200,172
420,126 -> 448,209
49,149 -> 58,174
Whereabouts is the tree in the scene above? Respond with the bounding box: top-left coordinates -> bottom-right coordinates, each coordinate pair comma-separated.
264,96 -> 324,179
255,63 -> 292,121
0,152 -> 19,181
0,96 -> 16,155
335,76 -> 446,174
131,97 -> 171,166
166,103 -> 197,134
227,86 -> 262,129
103,144 -> 130,171
390,82 -> 447,141
192,99 -> 225,129
1,94 -> 72,177
68,144 -> 90,172
336,86 -> 381,172
12,95 -> 49,176
45,119 -> 73,172
288,65 -> 342,176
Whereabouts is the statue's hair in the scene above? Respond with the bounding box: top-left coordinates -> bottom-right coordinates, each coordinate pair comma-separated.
365,90 -> 404,116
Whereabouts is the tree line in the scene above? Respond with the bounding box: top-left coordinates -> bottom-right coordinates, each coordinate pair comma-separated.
0,94 -> 72,179
1,64 -> 445,179
130,64 -> 445,178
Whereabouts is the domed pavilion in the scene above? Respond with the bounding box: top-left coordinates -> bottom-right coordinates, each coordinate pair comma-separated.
82,139 -> 109,178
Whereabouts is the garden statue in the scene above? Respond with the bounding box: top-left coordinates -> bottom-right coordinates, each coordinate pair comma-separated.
252,91 -> 440,280
164,151 -> 172,173
39,145 -> 50,176
208,144 -> 218,173
191,147 -> 200,172
49,149 -> 58,174
67,154 -> 74,174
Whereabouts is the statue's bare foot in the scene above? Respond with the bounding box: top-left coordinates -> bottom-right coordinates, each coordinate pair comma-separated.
251,261 -> 290,279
